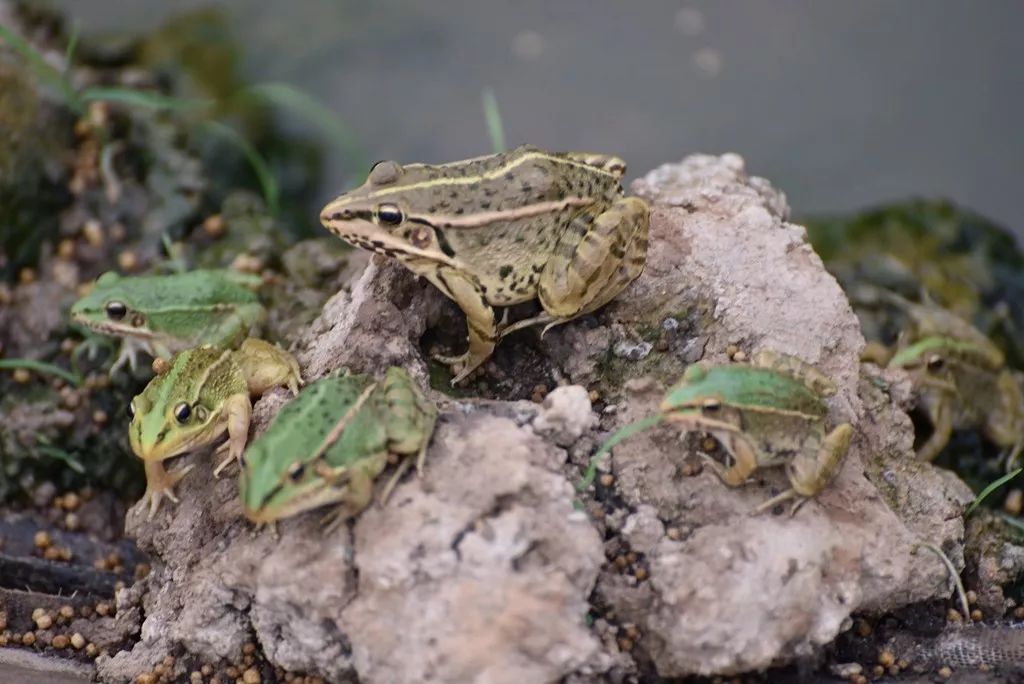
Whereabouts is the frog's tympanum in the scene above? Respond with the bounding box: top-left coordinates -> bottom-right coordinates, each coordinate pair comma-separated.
71,269 -> 266,374
240,367 -> 436,526
128,338 -> 302,517
320,145 -> 650,382
587,352 -> 853,513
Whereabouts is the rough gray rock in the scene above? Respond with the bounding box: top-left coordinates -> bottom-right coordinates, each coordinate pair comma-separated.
99,153 -> 978,683
558,154 -> 972,676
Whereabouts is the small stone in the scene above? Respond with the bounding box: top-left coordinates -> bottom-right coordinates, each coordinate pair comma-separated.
95,601 -> 111,616
225,667 -> 240,679
242,668 -> 260,684
732,350 -> 747,362
966,590 -> 977,605
57,239 -> 76,261
52,634 -> 69,649
877,649 -> 895,667
85,643 -> 99,658
12,368 -> 31,384
34,613 -> 52,629
203,214 -> 226,238
1004,489 -> 1023,515
43,547 -> 62,561
92,409 -> 108,425
871,665 -> 884,678
64,513 -> 80,531
634,566 -> 649,581
599,473 -> 615,488
82,219 -> 104,247
22,631 -> 36,646
59,605 -> 75,619
190,673 -> 203,684
137,674 -> 157,684
33,528 -> 51,548
1015,605 -> 1024,620
31,608 -> 45,621
947,608 -> 963,623
937,666 -> 953,680
19,267 -> 36,285
70,633 -> 85,649
666,527 -> 682,541
201,665 -> 213,676
970,608 -> 983,621
118,250 -> 139,272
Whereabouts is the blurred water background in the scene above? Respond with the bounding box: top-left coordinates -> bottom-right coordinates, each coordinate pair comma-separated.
51,0 -> 1024,232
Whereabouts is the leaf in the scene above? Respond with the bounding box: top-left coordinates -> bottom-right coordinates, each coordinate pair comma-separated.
0,359 -> 82,386
0,23 -> 81,110
202,120 -> 280,216
481,87 -> 506,153
966,466 -> 1023,516
81,87 -> 213,111
577,415 -> 664,491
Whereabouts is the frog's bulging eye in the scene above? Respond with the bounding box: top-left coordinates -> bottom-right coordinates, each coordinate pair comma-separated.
105,301 -> 127,320
287,462 -> 305,482
173,402 -> 191,424
127,402 -> 135,421
376,204 -> 404,226
369,160 -> 402,186
702,398 -> 722,412
926,355 -> 945,372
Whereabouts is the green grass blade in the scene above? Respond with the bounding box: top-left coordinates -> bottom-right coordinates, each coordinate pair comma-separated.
0,23 -> 81,110
0,359 -> 82,386
966,467 -> 1023,516
63,22 -> 79,73
481,87 -> 506,153
577,415 -> 664,492
81,87 -> 213,111
202,120 -> 280,216
239,82 -> 366,170
35,445 -> 86,474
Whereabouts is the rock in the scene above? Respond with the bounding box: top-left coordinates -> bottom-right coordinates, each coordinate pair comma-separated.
532,385 -> 597,446
102,152 -> 979,682
561,154 -> 972,676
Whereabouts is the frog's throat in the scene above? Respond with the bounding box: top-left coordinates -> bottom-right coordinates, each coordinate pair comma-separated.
244,485 -> 348,524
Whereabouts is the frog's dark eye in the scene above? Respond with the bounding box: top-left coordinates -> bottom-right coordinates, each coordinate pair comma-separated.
105,301 -> 127,320
702,398 -> 722,412
926,355 -> 945,372
287,462 -> 305,482
173,402 -> 191,424
127,402 -> 135,421
376,204 -> 404,226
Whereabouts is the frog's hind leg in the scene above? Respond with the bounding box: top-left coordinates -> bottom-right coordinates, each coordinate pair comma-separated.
756,422 -> 853,515
381,367 -> 437,475
915,396 -> 953,462
501,198 -> 649,338
238,338 -> 303,396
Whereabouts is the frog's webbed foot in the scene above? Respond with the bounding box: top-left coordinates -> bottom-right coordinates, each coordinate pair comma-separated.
110,338 -> 152,376
433,348 -> 489,385
141,461 -> 194,519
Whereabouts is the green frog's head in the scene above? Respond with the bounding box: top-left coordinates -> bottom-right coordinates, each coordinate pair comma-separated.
240,448 -> 349,525
128,347 -> 236,462
71,272 -> 159,339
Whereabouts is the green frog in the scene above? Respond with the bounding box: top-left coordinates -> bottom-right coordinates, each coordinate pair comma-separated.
320,145 -> 650,383
128,338 -> 302,517
71,269 -> 266,374
240,367 -> 436,525
864,289 -> 1024,464
583,352 -> 853,513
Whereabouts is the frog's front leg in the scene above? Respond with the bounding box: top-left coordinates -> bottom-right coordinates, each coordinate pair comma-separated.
212,393 -> 253,477
756,423 -> 853,515
916,395 -> 953,462
700,429 -> 759,487
428,267 -> 497,384
381,367 -> 438,474
317,456 -> 382,529
141,460 -> 195,519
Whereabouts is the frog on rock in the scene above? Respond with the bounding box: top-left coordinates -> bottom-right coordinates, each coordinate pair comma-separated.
71,269 -> 266,374
128,338 -> 303,517
585,352 -> 853,513
320,145 -> 650,383
240,367 -> 437,526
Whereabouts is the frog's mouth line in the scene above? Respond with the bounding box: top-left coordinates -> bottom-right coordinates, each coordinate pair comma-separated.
71,313 -> 157,339
244,484 -> 348,525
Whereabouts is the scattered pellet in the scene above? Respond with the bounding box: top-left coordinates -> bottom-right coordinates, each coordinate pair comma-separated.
70,633 -> 85,650
52,634 -> 69,649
